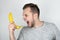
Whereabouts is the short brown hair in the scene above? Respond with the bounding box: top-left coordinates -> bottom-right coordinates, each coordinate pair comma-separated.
23,3 -> 40,18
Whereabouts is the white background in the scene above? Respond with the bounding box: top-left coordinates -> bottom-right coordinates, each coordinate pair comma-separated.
0,0 -> 60,40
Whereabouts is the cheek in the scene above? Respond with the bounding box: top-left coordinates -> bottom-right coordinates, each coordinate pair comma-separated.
27,16 -> 33,22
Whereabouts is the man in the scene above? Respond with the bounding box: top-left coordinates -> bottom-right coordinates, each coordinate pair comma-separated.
8,3 -> 60,40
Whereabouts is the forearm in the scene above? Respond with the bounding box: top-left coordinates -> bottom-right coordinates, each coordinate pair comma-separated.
9,31 -> 16,40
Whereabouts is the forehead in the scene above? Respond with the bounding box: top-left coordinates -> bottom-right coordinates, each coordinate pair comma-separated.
23,7 -> 32,14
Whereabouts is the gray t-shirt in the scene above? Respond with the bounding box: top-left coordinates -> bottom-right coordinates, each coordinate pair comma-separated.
17,22 -> 60,40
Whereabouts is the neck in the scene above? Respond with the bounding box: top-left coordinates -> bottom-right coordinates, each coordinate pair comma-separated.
33,19 -> 44,28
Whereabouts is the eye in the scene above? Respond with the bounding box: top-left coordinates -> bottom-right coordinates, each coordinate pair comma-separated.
25,14 -> 28,17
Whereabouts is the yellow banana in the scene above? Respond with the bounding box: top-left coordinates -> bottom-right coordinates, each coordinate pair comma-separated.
8,12 -> 23,29
8,12 -> 14,23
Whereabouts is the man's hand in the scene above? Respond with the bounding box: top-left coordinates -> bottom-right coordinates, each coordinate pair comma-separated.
8,23 -> 16,40
8,23 -> 16,32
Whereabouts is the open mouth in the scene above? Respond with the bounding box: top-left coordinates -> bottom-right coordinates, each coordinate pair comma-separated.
27,21 -> 29,24
27,21 -> 29,25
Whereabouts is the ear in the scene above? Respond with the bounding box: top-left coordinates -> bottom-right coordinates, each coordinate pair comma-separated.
34,13 -> 38,19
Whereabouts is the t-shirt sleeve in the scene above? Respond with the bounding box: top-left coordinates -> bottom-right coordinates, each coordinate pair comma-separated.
52,24 -> 60,40
17,28 -> 24,40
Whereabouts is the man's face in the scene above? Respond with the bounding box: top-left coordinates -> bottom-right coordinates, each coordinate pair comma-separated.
23,7 -> 34,27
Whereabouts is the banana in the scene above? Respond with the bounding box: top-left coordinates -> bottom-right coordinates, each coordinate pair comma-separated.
8,12 -> 23,29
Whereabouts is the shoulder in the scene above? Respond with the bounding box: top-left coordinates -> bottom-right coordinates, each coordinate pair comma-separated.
44,21 -> 55,26
44,21 -> 59,31
44,21 -> 56,28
